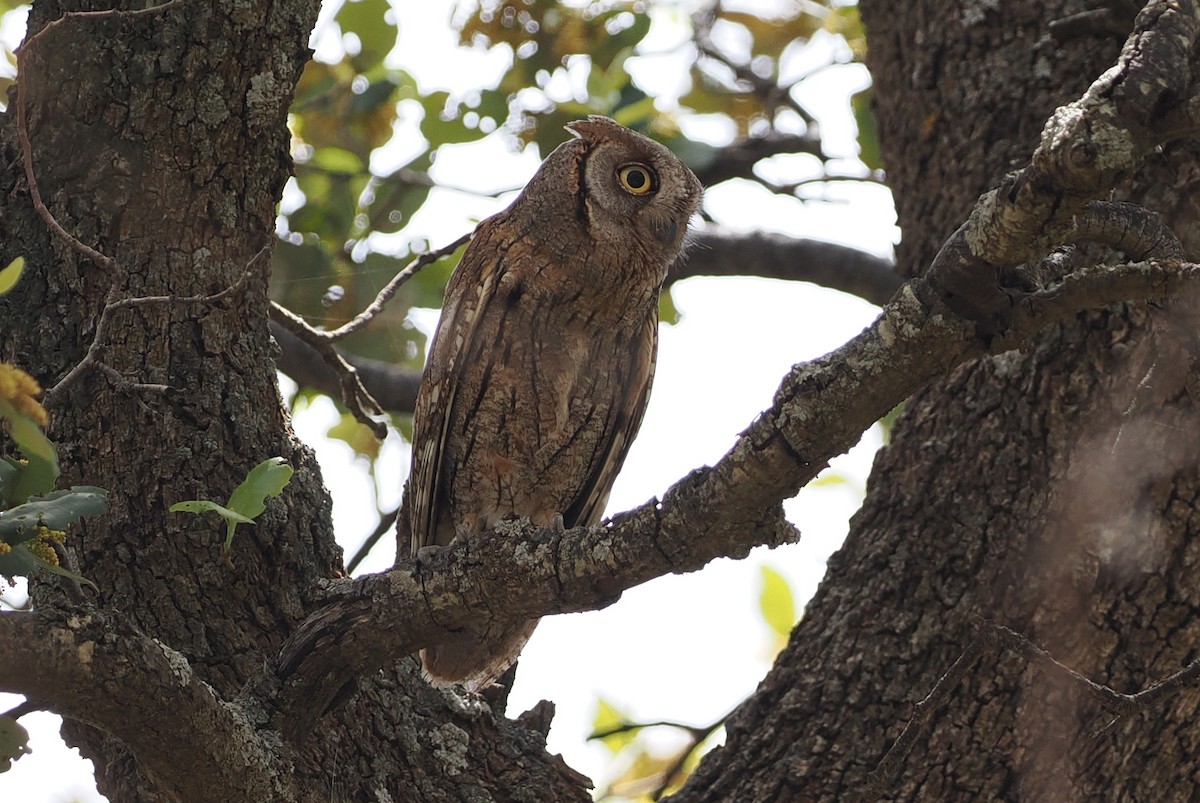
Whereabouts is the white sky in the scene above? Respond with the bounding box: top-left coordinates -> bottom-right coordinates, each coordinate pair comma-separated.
1,2 -> 895,800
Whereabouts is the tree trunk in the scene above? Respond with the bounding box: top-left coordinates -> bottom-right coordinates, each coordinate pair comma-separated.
4,1 -> 1198,801
0,2 -> 584,800
676,1 -> 1200,800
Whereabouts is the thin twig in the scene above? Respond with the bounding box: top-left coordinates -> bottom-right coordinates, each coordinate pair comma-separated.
650,715 -> 726,801
324,231 -> 472,341
268,233 -> 472,437
44,260 -> 260,404
858,636 -> 988,800
15,0 -> 190,269
863,619 -> 1200,797
270,302 -> 388,438
691,1 -> 818,127
586,712 -> 730,801
345,506 -> 399,574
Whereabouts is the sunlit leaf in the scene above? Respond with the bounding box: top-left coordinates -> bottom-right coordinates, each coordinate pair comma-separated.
809,472 -> 850,488
226,458 -> 294,523
758,564 -> 796,639
338,0 -> 396,70
327,412 -> 382,462
169,500 -> 255,523
310,146 -> 365,175
658,286 -> 681,327
590,697 -> 637,755
852,87 -> 882,172
0,256 -> 24,295
171,458 -> 292,554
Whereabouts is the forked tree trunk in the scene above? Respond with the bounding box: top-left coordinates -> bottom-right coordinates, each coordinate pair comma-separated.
4,1 -> 1199,801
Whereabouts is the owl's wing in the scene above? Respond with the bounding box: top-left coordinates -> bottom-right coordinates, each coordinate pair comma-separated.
562,312 -> 659,528
407,221 -> 505,554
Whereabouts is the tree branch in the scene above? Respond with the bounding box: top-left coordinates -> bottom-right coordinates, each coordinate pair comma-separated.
271,321 -> 421,413
677,227 -> 901,306
926,0 -> 1200,326
0,609 -> 286,803
272,230 -> 900,414
265,247 -> 1200,740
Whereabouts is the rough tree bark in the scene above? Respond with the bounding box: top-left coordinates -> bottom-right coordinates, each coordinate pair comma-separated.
0,2 -> 585,801
2,1 -> 1199,802
674,1 -> 1200,801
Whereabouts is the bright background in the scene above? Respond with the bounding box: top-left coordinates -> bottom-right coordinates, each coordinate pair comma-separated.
0,1 -> 895,799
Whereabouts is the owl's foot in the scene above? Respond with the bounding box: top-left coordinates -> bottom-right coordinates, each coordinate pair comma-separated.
413,544 -> 449,572
547,513 -> 566,533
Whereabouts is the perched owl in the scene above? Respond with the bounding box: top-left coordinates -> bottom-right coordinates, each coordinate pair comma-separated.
403,116 -> 703,691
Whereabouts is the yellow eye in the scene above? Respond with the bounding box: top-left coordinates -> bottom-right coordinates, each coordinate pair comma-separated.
617,163 -> 656,196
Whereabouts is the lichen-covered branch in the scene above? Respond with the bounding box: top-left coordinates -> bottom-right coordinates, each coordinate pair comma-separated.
0,609 -> 286,803
927,0 -> 1200,326
268,255 -> 1200,740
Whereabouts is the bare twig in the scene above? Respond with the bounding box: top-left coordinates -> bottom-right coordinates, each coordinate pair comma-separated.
986,623 -> 1200,735
691,1 -> 820,128
268,233 -> 471,436
858,636 -> 989,801
44,261 -> 259,405
345,506 -> 399,574
324,231 -> 472,341
270,301 -> 388,438
15,0 -> 190,269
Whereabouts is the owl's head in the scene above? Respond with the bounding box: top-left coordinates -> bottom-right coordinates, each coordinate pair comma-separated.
560,116 -> 703,259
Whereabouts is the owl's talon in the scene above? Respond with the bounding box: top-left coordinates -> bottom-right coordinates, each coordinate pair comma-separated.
414,544 -> 448,571
547,514 -> 566,533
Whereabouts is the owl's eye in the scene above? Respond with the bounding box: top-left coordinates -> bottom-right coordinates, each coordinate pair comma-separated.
616,163 -> 657,196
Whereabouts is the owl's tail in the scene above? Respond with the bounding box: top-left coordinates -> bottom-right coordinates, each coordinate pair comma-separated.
420,618 -> 540,693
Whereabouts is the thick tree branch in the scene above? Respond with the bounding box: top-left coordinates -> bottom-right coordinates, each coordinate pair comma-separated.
928,0 -> 1199,325
266,251 -> 1200,740
0,609 -> 286,803
677,227 -> 901,306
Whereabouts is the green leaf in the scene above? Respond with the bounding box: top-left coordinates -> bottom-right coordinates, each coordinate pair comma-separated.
309,146 -> 365,175
658,286 -> 681,326
170,499 -> 256,555
852,87 -> 882,172
226,458 -> 294,521
169,500 -> 256,524
327,412 -> 382,462
809,472 -> 850,488
338,0 -> 396,69
589,697 -> 637,755
0,459 -> 16,502
0,256 -> 24,296
0,399 -> 58,504
758,564 -> 796,639
27,544 -> 98,590
0,715 -> 30,773
0,488 -> 108,546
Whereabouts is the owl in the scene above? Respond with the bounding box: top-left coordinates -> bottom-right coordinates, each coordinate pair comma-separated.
402,116 -> 703,691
